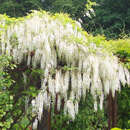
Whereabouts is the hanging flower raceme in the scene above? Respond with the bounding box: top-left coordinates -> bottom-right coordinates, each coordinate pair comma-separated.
0,10 -> 130,129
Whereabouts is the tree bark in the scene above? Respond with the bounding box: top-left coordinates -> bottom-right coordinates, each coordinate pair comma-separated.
107,91 -> 117,129
37,108 -> 51,130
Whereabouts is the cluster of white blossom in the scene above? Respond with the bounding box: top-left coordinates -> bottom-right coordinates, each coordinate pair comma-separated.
0,11 -> 129,129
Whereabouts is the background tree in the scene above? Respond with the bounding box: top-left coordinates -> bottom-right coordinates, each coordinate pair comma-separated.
85,0 -> 130,39
0,0 -> 42,17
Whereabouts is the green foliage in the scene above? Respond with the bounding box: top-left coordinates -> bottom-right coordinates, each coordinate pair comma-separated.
51,93 -> 108,130
0,0 -> 96,23
0,55 -> 43,129
0,0 -> 42,17
111,128 -> 122,130
107,39 -> 130,69
42,0 -> 96,20
0,55 -> 15,129
117,86 -> 130,129
85,0 -> 130,39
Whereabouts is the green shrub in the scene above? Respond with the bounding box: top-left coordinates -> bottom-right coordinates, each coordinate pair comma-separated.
0,55 -> 15,129
0,55 -> 42,129
0,0 -> 42,17
117,86 -> 130,129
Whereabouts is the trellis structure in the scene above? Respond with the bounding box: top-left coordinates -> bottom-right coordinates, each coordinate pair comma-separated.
0,11 -> 130,129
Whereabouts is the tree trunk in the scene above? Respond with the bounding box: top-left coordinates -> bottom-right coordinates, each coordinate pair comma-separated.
37,108 -> 51,130
107,91 -> 117,129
